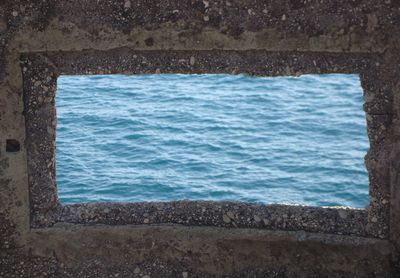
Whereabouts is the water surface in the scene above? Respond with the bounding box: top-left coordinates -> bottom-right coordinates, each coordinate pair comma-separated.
56,74 -> 369,207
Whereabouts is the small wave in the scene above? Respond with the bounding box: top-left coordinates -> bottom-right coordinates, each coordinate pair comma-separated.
56,74 -> 369,208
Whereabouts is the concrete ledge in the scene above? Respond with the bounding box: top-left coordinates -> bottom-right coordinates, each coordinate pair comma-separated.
24,225 -> 394,276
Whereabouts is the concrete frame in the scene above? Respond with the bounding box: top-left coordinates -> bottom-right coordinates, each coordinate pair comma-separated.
1,0 -> 400,277
22,50 -> 386,238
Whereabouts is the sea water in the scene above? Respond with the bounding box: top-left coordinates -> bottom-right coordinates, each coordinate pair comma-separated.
56,74 -> 369,208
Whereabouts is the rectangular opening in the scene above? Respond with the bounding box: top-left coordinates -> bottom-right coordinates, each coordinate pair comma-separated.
55,73 -> 368,208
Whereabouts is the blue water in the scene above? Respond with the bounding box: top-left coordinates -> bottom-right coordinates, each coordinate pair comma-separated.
56,74 -> 369,208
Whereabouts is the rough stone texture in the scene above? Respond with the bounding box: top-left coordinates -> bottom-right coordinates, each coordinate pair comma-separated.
1,0 -> 400,277
22,50 -> 387,239
0,226 -> 395,277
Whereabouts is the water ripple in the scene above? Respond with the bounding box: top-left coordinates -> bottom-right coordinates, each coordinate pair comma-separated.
56,74 -> 369,208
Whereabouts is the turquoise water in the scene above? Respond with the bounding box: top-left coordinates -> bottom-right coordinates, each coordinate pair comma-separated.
56,74 -> 369,208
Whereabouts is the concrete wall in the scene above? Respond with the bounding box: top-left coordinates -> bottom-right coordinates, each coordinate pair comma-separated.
1,0 -> 400,277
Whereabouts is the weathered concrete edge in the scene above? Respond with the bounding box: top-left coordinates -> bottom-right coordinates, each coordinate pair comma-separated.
58,201 -> 368,236
22,49 -> 390,239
